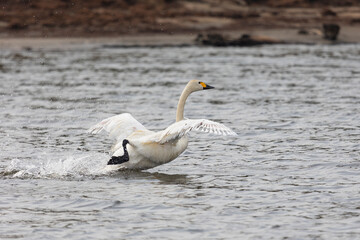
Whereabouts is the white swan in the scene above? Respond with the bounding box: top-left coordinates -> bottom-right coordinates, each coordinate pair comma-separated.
88,80 -> 236,170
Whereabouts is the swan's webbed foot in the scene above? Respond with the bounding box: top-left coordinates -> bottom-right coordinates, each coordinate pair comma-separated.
107,139 -> 130,165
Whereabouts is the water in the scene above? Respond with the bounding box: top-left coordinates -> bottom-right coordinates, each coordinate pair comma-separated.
1,43 -> 360,239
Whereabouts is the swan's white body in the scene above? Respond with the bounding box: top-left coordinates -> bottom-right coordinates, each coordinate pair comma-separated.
88,80 -> 236,170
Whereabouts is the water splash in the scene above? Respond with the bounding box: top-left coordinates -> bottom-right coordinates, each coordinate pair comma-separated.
4,152 -> 112,179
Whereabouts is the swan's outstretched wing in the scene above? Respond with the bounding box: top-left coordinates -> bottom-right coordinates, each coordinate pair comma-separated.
87,113 -> 147,141
156,119 -> 237,144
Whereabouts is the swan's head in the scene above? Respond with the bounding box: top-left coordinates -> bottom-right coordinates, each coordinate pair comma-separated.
187,80 -> 214,92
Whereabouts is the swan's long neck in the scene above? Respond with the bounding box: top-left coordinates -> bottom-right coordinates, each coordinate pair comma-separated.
176,85 -> 192,122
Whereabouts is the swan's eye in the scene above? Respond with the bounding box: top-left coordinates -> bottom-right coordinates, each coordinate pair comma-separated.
198,81 -> 201,84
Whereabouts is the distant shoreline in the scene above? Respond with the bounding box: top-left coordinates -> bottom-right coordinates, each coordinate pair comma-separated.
2,1 -> 360,49
2,2 -> 360,37
1,26 -> 360,50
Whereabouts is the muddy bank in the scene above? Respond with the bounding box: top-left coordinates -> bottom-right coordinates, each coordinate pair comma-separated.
1,1 -> 359,35
0,0 -> 359,46
1,27 -> 359,51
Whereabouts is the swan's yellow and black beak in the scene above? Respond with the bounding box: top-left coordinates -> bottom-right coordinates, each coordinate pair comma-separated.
200,82 -> 215,90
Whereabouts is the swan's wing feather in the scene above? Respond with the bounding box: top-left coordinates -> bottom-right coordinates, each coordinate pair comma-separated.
87,113 -> 147,141
156,119 -> 237,144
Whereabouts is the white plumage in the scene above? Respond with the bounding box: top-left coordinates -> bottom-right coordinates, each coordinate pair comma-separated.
88,80 -> 236,170
157,119 -> 236,144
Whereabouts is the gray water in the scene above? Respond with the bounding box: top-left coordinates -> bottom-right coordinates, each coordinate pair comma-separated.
0,43 -> 359,239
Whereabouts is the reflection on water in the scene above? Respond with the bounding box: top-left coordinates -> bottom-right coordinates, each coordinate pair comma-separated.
0,44 -> 360,239
110,171 -> 189,185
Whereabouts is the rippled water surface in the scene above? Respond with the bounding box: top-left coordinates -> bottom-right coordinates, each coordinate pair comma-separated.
1,44 -> 360,239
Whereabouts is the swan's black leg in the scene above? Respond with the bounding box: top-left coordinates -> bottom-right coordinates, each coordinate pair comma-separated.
107,139 -> 130,165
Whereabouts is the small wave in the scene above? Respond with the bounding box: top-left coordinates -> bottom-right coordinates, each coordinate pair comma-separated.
3,152 -> 112,179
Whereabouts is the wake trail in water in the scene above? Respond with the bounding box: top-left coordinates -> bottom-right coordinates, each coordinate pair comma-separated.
3,152 -> 113,179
